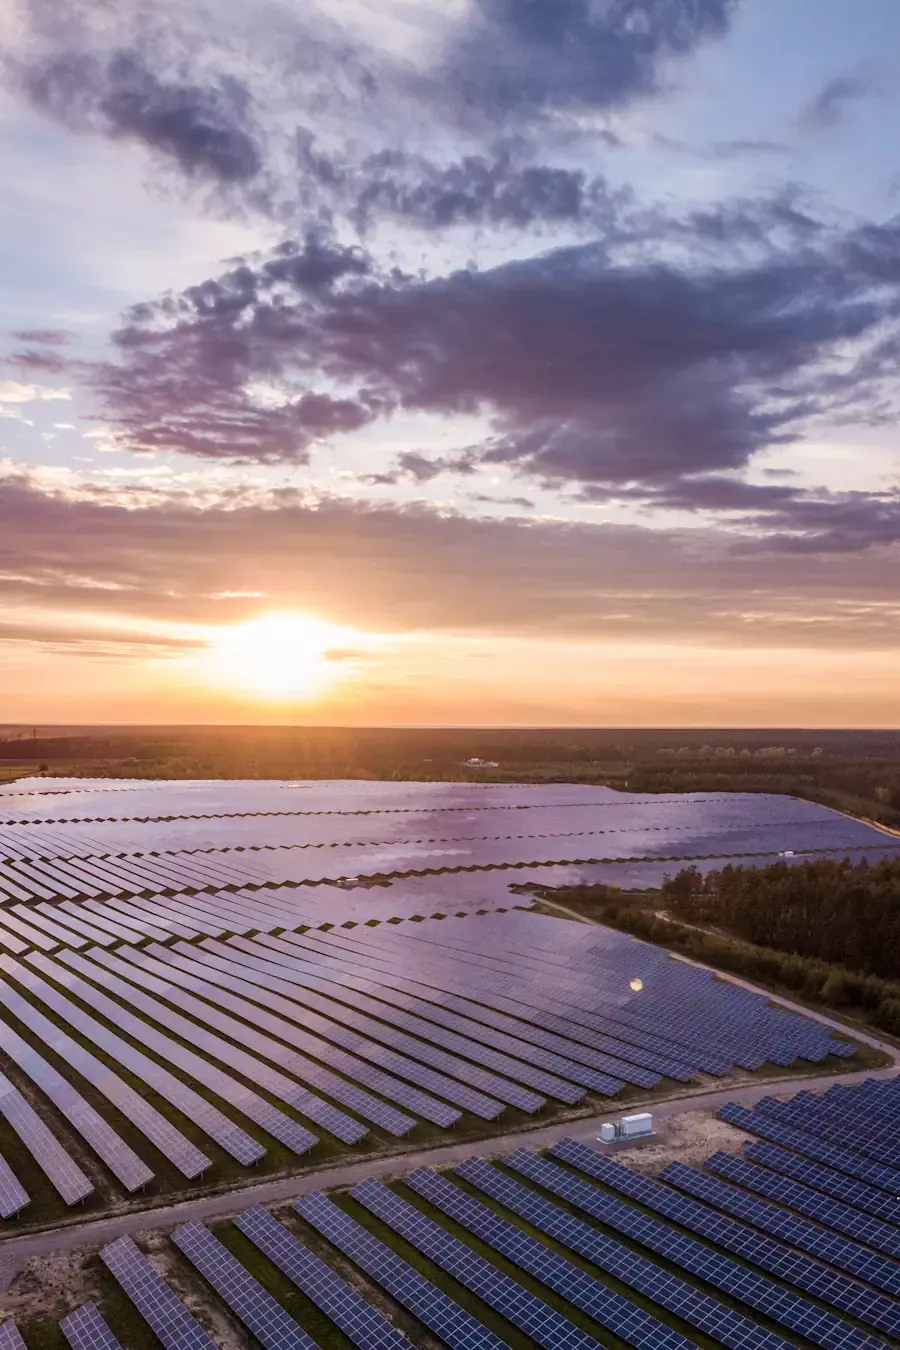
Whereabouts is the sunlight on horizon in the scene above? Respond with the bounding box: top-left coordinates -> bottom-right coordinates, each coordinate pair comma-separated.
203,613 -> 365,701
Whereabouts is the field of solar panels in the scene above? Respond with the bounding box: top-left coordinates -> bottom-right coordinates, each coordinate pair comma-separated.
6,1076 -> 900,1348
0,775 -> 888,1240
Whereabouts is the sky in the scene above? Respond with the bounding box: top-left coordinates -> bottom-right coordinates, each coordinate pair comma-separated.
2,0 -> 900,727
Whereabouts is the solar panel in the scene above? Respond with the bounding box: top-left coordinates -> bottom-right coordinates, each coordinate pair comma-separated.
0,971 -> 207,1180
100,1236 -> 217,1350
0,1148 -> 28,1218
59,946 -> 361,1148
7,954 -> 263,1167
352,1177 -> 603,1350
717,1101 -> 900,1194
268,935 -> 610,1101
665,1160 -> 900,1307
0,990 -> 152,1193
235,1205 -> 411,1348
745,1139 -> 899,1222
195,939 -> 506,1120
704,1151 -> 900,1260
0,1321 -> 26,1349
548,1141 -> 889,1350
151,944 -> 460,1128
98,945 -> 413,1139
295,1190 -> 506,1350
171,1220 -> 318,1350
455,1157 -> 794,1350
0,1070 -> 92,1205
405,1166 -> 693,1350
60,1303 -> 125,1350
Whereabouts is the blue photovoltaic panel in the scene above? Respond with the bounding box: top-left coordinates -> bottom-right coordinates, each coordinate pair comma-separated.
0,1322 -> 25,1350
548,1141 -> 891,1350
171,1221 -> 318,1350
151,943 -> 459,1128
100,1236 -> 217,1350
60,1303 -> 124,1350
59,947 -> 361,1148
235,1205 -> 411,1348
0,1071 -> 92,1205
404,1167 -> 693,1350
664,1161 -> 900,1307
744,1140 -> 900,1222
352,1177 -> 604,1350
717,1101 -> 900,1194
704,1151 -> 900,1260
295,1190 -> 507,1350
455,1157 -> 794,1350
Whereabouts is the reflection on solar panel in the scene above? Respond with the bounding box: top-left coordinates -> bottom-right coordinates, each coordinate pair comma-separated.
0,1070 -> 92,1205
0,971 -> 207,1180
60,1303 -> 124,1350
0,1149 -> 27,1218
0,990 -> 151,1192
55,947 -> 352,1149
171,1221 -> 318,1350
101,1236 -> 217,1350
235,1205 -> 410,1349
295,1190 -> 506,1350
135,945 -> 440,1131
0,1321 -> 25,1349
353,1176 -> 605,1349
5,954 -> 262,1167
548,1141 -> 889,1350
405,1167 -> 692,1350
92,945 -> 410,1138
456,1157 -> 793,1350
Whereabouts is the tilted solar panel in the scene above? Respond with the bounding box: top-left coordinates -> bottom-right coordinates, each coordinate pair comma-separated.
171,1221 -> 318,1350
235,1205 -> 411,1348
295,1190 -> 506,1350
100,1236 -> 217,1350
60,1303 -> 124,1350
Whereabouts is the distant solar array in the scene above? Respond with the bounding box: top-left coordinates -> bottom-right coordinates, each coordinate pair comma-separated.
0,777 -> 892,938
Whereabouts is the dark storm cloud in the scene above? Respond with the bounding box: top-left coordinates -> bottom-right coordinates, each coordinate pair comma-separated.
1,472 -> 899,649
344,148 -> 631,235
797,69 -> 876,133
441,0 -> 738,123
19,49 -> 264,183
93,214 -> 900,482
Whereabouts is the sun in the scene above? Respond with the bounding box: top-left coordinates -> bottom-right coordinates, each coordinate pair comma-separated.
205,613 -> 356,700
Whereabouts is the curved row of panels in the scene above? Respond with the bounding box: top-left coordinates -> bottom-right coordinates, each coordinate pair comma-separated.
0,912 -> 848,1217
8,1076 -> 900,1349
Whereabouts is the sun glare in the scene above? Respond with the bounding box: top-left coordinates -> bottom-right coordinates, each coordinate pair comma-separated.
206,613 -> 358,700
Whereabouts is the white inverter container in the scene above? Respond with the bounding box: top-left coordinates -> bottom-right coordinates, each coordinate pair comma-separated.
620,1112 -> 652,1138
599,1122 -> 617,1142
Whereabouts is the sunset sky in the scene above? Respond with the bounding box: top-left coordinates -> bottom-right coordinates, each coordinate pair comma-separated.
2,0 -> 900,725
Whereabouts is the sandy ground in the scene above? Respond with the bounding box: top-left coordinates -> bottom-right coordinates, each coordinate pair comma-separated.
613,1110 -> 750,1173
0,1246 -> 103,1325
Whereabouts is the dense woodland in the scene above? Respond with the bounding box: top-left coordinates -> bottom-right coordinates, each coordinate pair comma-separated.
663,857 -> 900,983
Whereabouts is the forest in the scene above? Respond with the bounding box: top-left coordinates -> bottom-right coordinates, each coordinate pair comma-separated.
663,856 -> 900,983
